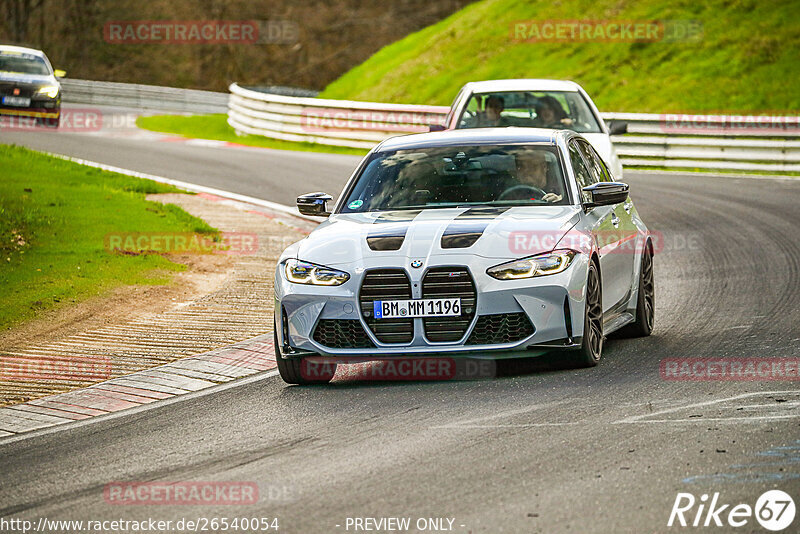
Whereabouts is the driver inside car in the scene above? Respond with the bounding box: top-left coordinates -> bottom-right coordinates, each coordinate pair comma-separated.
508,151 -> 564,203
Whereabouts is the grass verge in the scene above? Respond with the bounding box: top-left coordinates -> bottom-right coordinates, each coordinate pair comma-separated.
319,0 -> 800,113
136,114 -> 368,156
0,144 -> 217,331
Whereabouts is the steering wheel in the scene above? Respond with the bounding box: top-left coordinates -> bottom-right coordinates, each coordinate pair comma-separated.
498,184 -> 547,201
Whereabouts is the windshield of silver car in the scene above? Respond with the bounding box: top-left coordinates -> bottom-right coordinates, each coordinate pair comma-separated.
340,145 -> 570,212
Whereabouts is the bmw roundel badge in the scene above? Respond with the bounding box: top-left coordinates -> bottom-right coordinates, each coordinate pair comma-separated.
411,260 -> 423,268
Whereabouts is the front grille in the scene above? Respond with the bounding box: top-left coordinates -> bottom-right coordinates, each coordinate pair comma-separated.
422,267 -> 477,342
359,269 -> 414,344
0,82 -> 35,98
312,319 -> 375,348
466,313 -> 535,345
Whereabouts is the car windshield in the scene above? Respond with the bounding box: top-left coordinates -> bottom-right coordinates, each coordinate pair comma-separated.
456,90 -> 603,133
0,52 -> 50,75
340,144 -> 570,213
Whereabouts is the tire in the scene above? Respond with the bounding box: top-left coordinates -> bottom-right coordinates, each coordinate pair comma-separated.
617,244 -> 655,338
274,325 -> 336,385
572,260 -> 603,368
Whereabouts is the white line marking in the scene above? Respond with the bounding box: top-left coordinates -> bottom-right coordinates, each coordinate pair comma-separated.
436,422 -> 581,428
614,415 -> 800,424
45,152 -> 324,223
431,399 -> 574,429
614,390 -> 800,424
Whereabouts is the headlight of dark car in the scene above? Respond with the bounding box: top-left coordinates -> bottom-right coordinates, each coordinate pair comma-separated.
35,85 -> 60,98
285,259 -> 350,286
487,250 -> 577,280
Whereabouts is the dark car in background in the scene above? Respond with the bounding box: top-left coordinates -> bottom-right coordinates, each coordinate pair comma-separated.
0,45 -> 65,128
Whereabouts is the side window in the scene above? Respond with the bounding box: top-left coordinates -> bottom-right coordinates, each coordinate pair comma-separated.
577,140 -> 611,182
569,142 -> 595,188
457,94 -> 482,128
445,88 -> 465,127
569,142 -> 596,204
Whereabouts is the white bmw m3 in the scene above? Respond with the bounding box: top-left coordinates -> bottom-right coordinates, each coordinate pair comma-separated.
274,128 -> 654,384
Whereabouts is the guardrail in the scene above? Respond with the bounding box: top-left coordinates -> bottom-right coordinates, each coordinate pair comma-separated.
61,79 -> 228,114
228,83 -> 448,149
228,83 -> 800,173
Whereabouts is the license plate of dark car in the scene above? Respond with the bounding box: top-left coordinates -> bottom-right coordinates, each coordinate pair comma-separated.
2,96 -> 30,107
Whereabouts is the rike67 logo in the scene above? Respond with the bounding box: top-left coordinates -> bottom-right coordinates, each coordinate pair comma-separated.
668,490 -> 795,531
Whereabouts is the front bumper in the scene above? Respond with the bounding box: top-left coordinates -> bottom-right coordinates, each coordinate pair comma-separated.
274,253 -> 591,359
0,100 -> 61,120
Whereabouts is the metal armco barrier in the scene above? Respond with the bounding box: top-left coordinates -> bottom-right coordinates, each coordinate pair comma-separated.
228,83 -> 449,149
59,79 -> 800,173
229,83 -> 800,173
61,78 -> 228,114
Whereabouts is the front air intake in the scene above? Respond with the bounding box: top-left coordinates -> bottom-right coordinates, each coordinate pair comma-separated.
422,267 -> 477,342
359,269 -> 414,344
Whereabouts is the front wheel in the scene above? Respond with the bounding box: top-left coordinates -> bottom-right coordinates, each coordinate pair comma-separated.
274,326 -> 336,385
572,261 -> 603,367
617,245 -> 655,338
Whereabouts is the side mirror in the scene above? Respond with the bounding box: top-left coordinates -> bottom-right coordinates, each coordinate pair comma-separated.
53,69 -> 67,78
297,192 -> 332,217
428,123 -> 446,132
607,120 -> 628,135
582,182 -> 629,208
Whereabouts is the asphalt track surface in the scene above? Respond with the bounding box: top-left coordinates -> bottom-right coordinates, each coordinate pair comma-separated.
1,105 -> 799,533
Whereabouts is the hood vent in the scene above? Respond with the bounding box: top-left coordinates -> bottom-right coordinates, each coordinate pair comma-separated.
367,228 -> 407,251
440,221 -> 489,249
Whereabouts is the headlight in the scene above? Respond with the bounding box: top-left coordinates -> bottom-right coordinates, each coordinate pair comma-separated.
285,259 -> 349,286
36,85 -> 60,98
487,250 -> 577,280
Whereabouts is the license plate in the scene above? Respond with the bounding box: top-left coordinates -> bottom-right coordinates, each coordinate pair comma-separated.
373,298 -> 461,319
2,96 -> 30,107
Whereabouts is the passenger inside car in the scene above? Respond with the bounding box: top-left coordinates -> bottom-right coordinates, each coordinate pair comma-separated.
533,96 -> 574,129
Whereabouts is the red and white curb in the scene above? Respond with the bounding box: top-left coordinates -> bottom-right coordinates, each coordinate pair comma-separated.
0,155 -> 324,440
0,334 -> 278,437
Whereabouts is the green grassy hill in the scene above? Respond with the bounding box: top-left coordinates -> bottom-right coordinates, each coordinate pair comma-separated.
320,0 -> 800,113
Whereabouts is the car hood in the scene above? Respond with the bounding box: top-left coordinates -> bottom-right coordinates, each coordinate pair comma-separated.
0,71 -> 57,86
293,206 -> 582,267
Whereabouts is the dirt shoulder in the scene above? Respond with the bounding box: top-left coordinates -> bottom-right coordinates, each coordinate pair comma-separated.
0,193 -> 315,406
